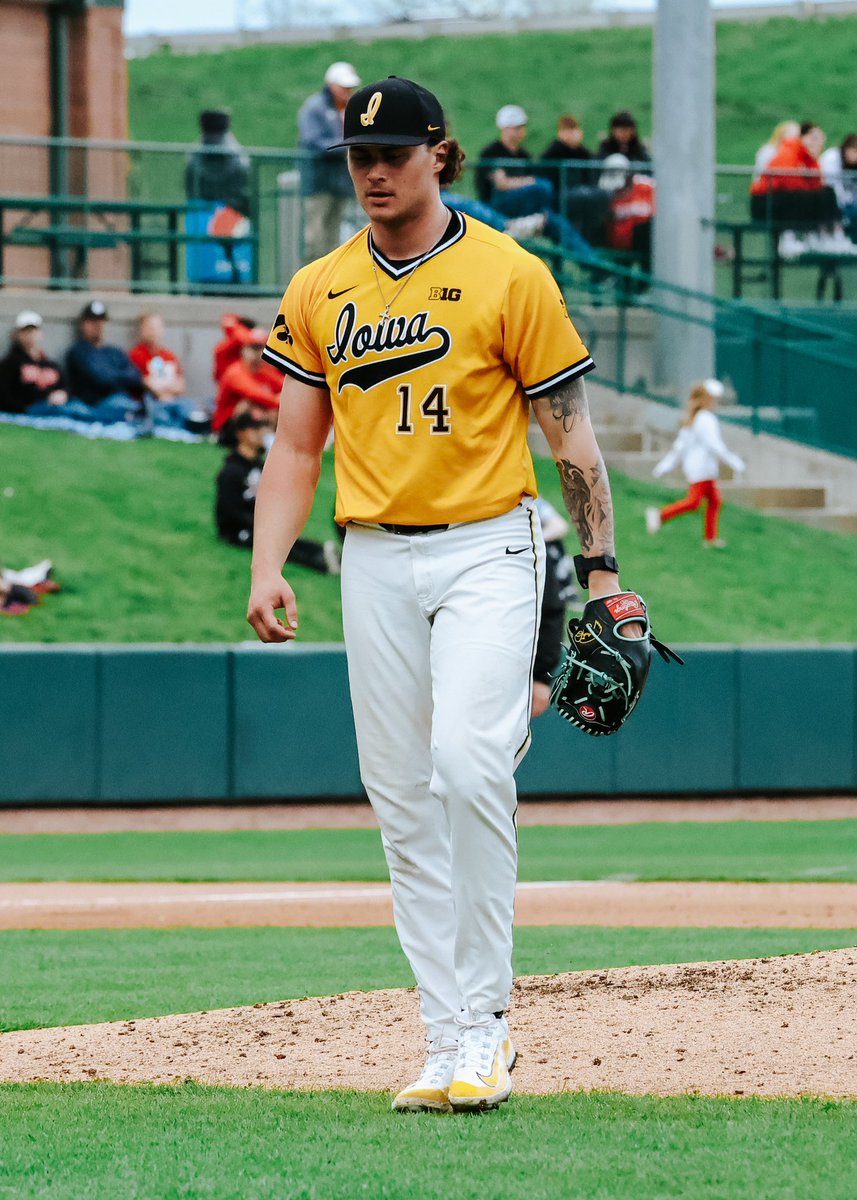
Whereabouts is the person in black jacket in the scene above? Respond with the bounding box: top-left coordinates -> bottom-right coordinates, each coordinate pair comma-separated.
0,312 -> 72,415
65,300 -> 142,421
215,411 -> 341,574
597,110 -> 651,169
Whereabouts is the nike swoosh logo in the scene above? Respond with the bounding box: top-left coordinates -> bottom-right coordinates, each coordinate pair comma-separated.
428,125 -> 441,132
328,286 -> 357,299
505,546 -> 529,555
476,1052 -> 504,1089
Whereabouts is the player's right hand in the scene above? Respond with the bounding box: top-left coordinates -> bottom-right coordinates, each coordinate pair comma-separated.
247,576 -> 298,643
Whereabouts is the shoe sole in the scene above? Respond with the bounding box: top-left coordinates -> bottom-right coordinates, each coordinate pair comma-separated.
391,1098 -> 452,1114
449,1083 -> 513,1112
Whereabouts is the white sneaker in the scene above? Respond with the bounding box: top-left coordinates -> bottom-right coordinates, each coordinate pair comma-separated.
1,559 -> 53,587
778,230 -> 806,260
448,1011 -> 513,1111
391,1042 -> 458,1113
504,213 -> 548,241
322,539 -> 341,576
645,506 -> 662,535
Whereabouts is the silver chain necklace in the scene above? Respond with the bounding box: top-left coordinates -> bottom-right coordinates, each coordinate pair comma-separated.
370,215 -> 451,328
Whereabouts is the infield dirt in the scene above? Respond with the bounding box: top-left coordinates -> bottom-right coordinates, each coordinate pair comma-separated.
2,948 -> 854,1098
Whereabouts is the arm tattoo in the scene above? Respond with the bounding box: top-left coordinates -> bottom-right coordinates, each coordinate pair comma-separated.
556,454 -> 615,555
547,377 -> 588,433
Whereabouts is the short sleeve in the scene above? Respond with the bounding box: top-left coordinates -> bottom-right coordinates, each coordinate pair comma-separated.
263,269 -> 327,389
501,253 -> 594,398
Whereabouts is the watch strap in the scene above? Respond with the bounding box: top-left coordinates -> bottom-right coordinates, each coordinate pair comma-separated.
573,554 -> 620,590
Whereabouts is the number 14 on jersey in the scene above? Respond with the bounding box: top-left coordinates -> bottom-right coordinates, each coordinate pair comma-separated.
396,383 -> 452,435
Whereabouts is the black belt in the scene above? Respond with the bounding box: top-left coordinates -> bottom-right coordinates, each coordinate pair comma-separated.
378,523 -> 450,535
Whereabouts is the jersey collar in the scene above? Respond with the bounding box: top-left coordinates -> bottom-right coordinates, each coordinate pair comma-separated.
367,207 -> 465,281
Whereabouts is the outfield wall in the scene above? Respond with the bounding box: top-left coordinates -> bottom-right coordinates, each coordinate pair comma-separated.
2,644 -> 855,803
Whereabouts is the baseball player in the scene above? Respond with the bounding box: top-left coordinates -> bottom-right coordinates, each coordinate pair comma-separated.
248,76 -> 637,1112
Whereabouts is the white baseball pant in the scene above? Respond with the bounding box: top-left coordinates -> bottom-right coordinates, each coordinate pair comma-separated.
340,501 -> 545,1044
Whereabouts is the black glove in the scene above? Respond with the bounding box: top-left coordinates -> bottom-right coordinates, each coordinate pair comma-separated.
549,592 -> 683,736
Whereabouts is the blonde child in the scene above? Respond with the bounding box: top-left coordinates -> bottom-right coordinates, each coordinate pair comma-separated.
646,379 -> 746,548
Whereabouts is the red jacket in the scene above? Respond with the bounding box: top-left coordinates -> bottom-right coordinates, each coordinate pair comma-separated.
608,177 -> 655,250
750,138 -> 822,195
213,359 -> 282,431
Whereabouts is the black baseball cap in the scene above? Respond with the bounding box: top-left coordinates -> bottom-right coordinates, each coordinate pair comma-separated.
233,411 -> 267,432
329,76 -> 446,149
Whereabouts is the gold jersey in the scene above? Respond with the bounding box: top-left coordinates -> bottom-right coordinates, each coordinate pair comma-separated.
264,210 -> 594,525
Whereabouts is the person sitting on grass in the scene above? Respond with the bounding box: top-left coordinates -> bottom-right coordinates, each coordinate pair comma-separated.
215,410 -> 340,574
213,313 -> 257,384
0,311 -> 89,419
212,326 -> 282,441
65,300 -> 143,422
129,312 -> 200,431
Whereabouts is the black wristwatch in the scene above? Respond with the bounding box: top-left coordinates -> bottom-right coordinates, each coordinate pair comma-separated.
573,554 -> 620,590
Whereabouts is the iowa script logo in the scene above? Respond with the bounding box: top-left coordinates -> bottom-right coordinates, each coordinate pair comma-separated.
326,303 -> 451,392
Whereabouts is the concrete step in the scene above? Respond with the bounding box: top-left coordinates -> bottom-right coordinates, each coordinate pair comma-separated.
592,427 -> 646,452
721,484 -> 828,509
763,508 -> 857,534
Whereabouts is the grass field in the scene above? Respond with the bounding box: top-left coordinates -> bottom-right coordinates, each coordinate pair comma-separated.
2,1084 -> 856,1200
128,14 -> 857,167
3,925 -> 856,1033
3,425 -> 856,645
3,820 -> 855,882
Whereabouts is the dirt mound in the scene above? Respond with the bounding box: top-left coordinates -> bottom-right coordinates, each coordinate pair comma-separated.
2,949 -> 855,1098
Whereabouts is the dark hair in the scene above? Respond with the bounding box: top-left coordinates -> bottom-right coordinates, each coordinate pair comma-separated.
610,110 -> 637,130
438,138 -> 465,186
800,121 -> 820,137
841,133 -> 857,154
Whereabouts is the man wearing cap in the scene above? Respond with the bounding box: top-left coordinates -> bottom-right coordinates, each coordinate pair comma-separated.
212,325 -> 282,436
298,62 -> 361,264
477,105 -> 594,262
249,76 -> 637,1114
216,409 -> 340,574
0,312 -> 74,416
65,301 -> 142,422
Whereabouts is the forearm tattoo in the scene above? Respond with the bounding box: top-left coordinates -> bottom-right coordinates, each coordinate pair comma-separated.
546,377 -> 588,433
556,454 -> 615,555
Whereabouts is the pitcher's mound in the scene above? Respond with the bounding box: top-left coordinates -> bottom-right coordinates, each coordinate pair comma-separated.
2,949 -> 855,1098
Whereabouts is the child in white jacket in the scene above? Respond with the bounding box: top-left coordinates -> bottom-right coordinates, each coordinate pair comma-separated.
646,379 -> 746,547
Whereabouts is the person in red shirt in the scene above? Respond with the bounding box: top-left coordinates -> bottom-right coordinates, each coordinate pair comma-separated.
129,313 -> 186,402
213,313 -> 257,383
599,153 -> 655,275
749,123 -> 854,256
212,326 -> 282,436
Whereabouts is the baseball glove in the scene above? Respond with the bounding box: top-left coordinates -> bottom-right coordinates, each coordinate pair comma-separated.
549,591 -> 682,736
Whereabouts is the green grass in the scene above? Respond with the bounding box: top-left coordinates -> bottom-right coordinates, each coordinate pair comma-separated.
2,1084 -> 856,1200
3,820 -> 857,883
2,926 -> 855,1032
128,15 -> 857,168
3,425 -> 857,644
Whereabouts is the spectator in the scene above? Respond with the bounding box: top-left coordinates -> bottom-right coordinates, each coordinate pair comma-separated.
65,300 -> 142,421
540,114 -> 595,193
212,326 -> 282,437
821,132 -> 857,241
752,120 -> 800,183
531,498 -> 580,719
0,579 -> 39,617
599,153 -> 656,275
129,312 -> 201,431
298,61 -> 361,263
647,379 -> 746,549
213,313 -> 257,384
185,109 -> 253,286
476,105 -> 595,262
0,311 -> 85,417
597,111 -> 650,167
216,410 -> 341,574
185,109 -> 251,217
750,122 -> 856,257
476,104 -> 554,212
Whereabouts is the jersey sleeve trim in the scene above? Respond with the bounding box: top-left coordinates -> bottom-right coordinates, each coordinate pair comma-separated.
525,354 -> 595,398
262,346 -> 328,389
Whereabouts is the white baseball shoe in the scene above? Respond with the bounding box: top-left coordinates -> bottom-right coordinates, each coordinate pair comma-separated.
448,1011 -> 515,1112
645,506 -> 662,535
391,1042 -> 458,1113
